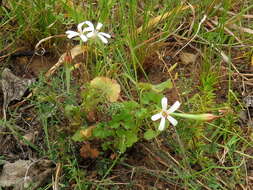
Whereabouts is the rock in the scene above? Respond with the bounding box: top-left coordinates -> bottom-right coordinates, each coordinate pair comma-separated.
0,159 -> 53,190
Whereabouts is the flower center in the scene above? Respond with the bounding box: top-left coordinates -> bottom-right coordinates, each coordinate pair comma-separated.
162,111 -> 168,118
93,30 -> 99,35
89,31 -> 98,39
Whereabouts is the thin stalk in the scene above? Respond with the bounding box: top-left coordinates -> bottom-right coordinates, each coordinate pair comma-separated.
65,63 -> 71,94
96,153 -> 121,190
171,125 -> 191,186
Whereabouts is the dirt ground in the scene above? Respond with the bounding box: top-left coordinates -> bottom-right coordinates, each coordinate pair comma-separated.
0,36 -> 252,190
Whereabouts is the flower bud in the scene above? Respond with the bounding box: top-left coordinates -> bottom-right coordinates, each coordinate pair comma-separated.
170,113 -> 219,121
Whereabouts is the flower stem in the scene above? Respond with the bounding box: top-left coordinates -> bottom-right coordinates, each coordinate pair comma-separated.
171,125 -> 191,178
65,63 -> 71,94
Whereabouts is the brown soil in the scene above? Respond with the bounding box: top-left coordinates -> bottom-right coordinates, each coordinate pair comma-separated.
0,37 -> 252,189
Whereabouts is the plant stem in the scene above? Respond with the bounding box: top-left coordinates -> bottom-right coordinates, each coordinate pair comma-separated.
65,63 -> 71,94
171,125 -> 191,180
95,153 -> 121,190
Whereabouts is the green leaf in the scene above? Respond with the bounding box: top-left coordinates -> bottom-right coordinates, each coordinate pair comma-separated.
116,129 -> 125,136
118,139 -> 127,153
138,79 -> 172,93
93,124 -> 114,138
101,141 -> 113,151
124,119 -> 136,129
144,129 -> 158,140
125,131 -> 138,147
72,129 -> 85,142
64,104 -> 79,117
152,79 -> 172,92
113,112 -> 132,122
141,91 -> 163,105
110,122 -> 120,129
137,82 -> 153,91
116,129 -> 138,153
122,101 -> 139,110
135,108 -> 148,119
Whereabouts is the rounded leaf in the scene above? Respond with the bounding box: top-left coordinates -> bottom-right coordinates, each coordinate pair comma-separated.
144,129 -> 158,140
90,77 -> 121,102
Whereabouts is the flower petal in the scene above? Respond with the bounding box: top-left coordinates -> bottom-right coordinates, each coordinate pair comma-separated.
86,31 -> 96,38
158,117 -> 166,131
167,101 -> 180,114
77,22 -> 86,33
80,34 -> 88,42
83,26 -> 94,32
98,34 -> 109,43
167,115 -> 178,126
96,22 -> 103,30
161,97 -> 168,111
151,113 -> 162,121
98,32 -> 111,39
83,21 -> 94,31
66,31 -> 79,39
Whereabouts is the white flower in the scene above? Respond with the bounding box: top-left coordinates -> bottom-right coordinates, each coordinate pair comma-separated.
82,21 -> 111,44
65,22 -> 88,42
151,97 -> 180,131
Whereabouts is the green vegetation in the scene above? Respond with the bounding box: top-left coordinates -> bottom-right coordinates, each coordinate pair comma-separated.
1,0 -> 253,189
